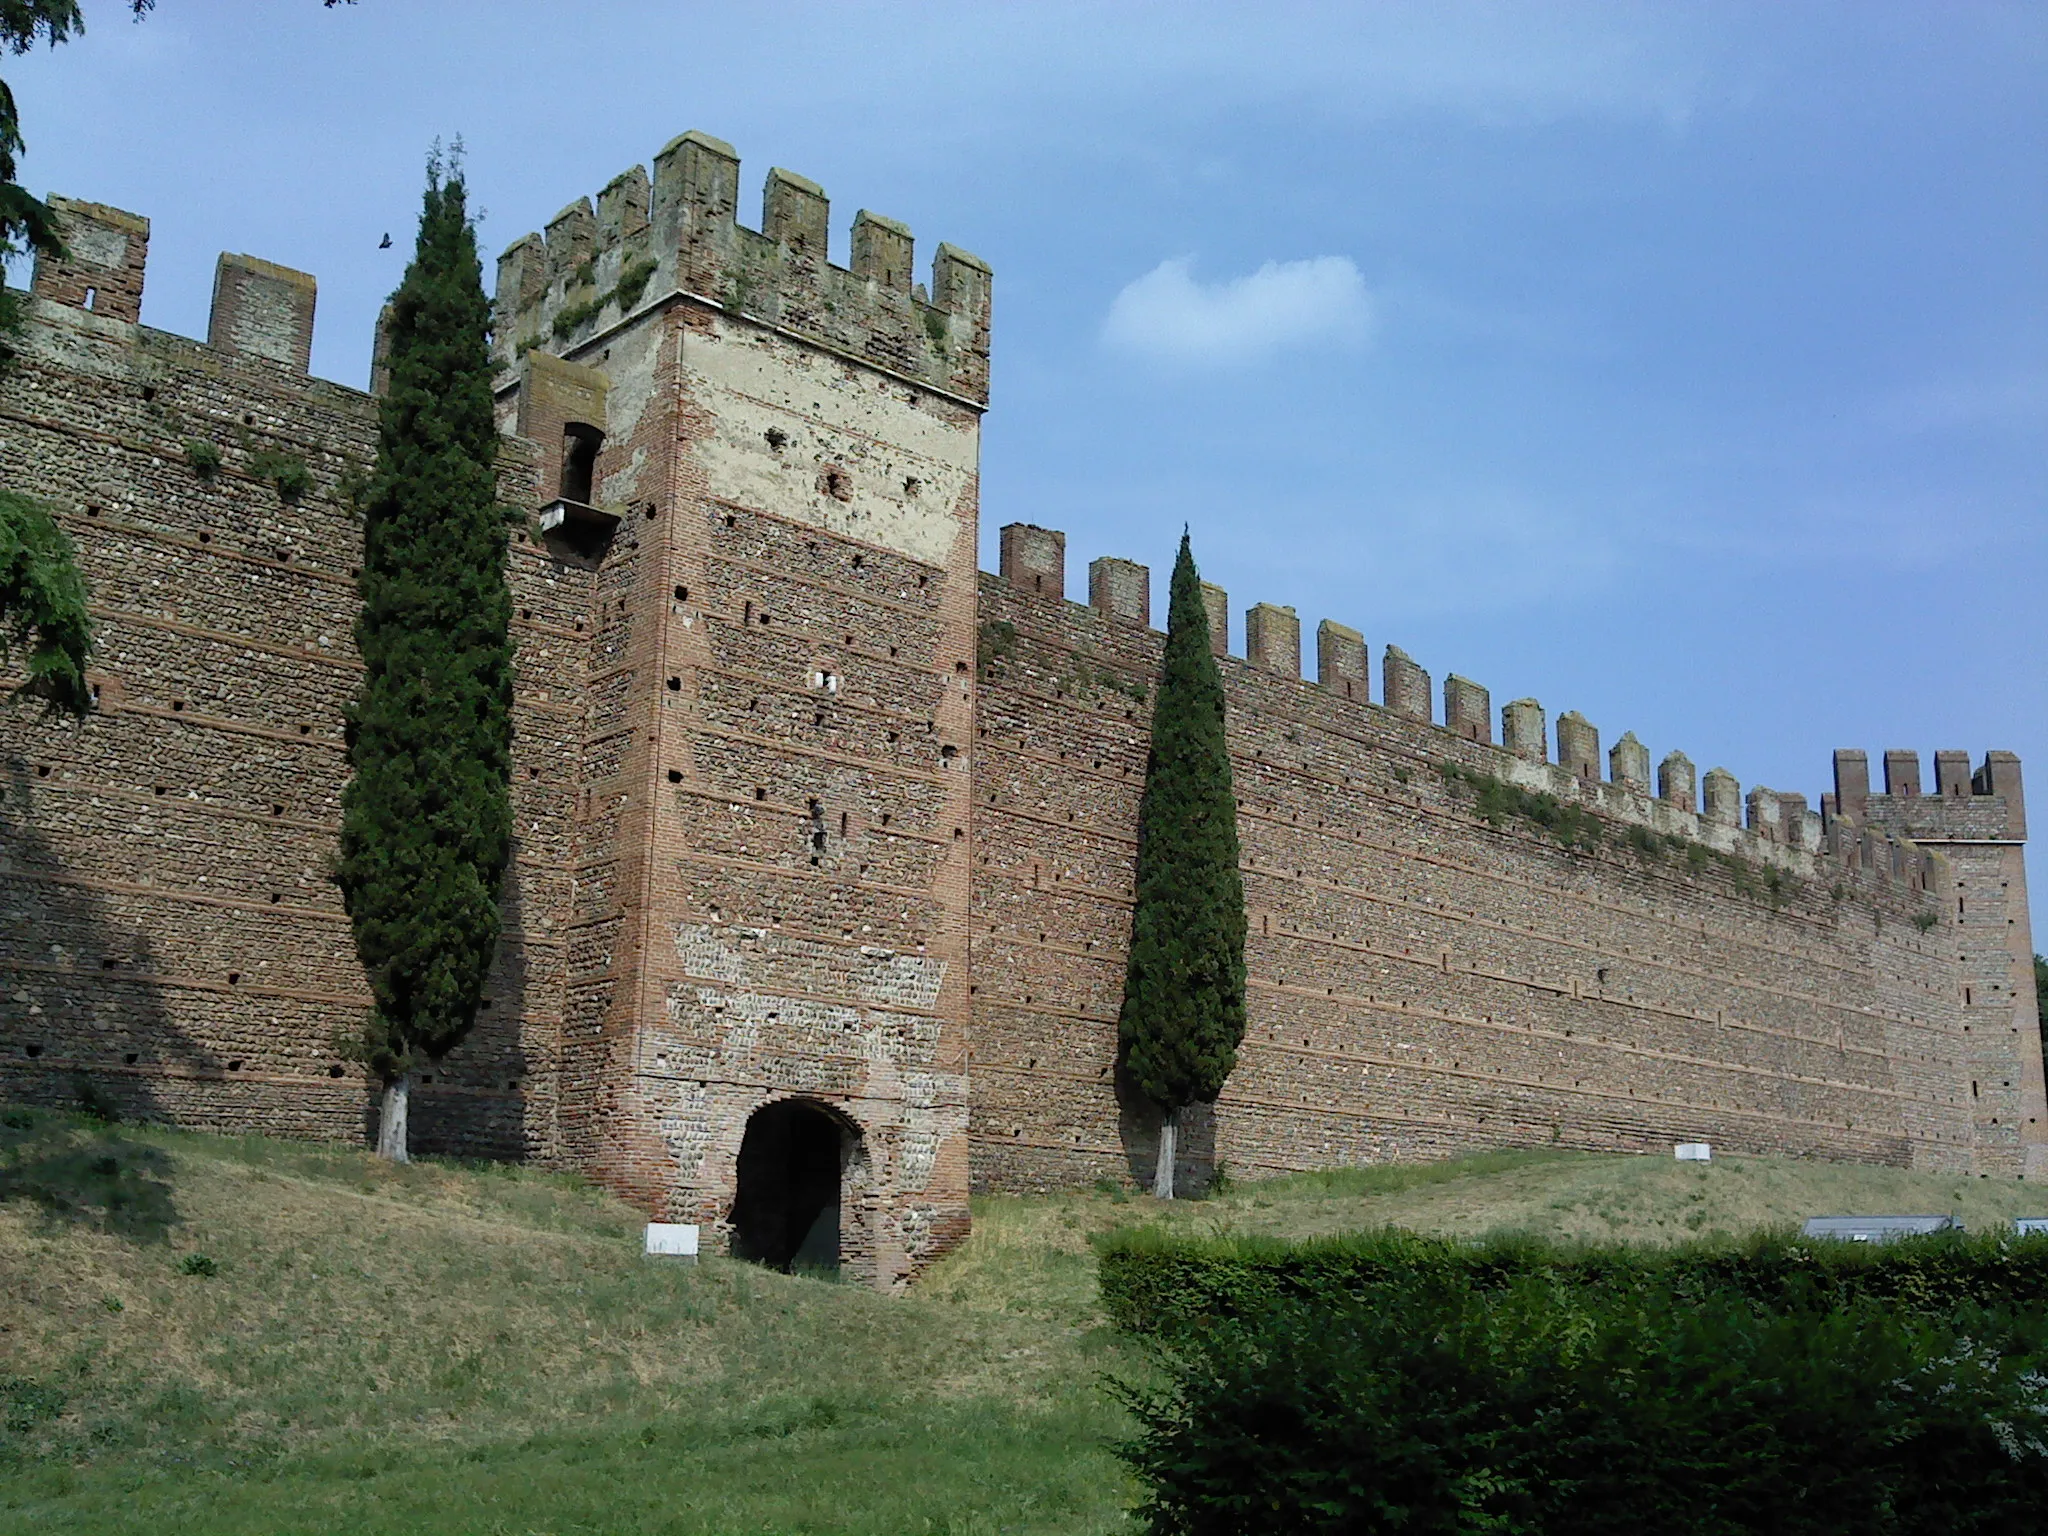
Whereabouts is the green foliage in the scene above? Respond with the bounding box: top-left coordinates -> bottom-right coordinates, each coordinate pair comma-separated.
1114,1275 -> 2048,1534
336,154 -> 513,1089
975,616 -> 1016,677
182,438 -> 221,479
552,254 -> 663,340
921,303 -> 951,352
0,1106 -> 177,1241
244,447 -> 310,502
1118,534 -> 1246,1118
612,254 -> 658,310
1914,909 -> 1940,932
1057,649 -> 1148,706
551,292 -> 604,338
0,488 -> 90,715
1439,762 -> 1603,852
1096,1224 -> 2048,1339
175,1252 -> 217,1277
2036,954 -> 2046,1060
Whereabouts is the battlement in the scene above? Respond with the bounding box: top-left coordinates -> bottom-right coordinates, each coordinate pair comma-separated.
29,195 -> 323,379
1829,748 -> 2025,842
492,131 -> 993,405
988,521 -> 2026,880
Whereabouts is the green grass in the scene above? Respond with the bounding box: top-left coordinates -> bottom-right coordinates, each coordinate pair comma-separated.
3,1107 -> 2044,1533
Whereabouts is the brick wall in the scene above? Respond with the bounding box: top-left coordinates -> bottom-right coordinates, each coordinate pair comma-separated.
969,569 -> 2038,1191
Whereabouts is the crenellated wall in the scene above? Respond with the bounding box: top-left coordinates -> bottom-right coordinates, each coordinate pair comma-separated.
3,141 -> 2040,1290
968,526 -> 2045,1189
1,199 -> 589,1162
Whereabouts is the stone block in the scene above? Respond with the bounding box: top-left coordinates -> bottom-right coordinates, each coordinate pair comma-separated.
1703,767 -> 1741,826
1246,603 -> 1300,678
1556,711 -> 1599,781
1503,698 -> 1546,761
1382,645 -> 1430,722
1317,620 -> 1367,702
1088,557 -> 1149,625
1444,674 -> 1490,743
1659,750 -> 1696,811
1609,731 -> 1651,790
999,523 -> 1065,599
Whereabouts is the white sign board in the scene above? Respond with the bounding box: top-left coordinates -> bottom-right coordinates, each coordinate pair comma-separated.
644,1222 -> 700,1258
1675,1143 -> 1712,1162
2017,1218 -> 2048,1236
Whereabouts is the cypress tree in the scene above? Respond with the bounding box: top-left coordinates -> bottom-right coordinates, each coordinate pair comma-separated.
337,152 -> 512,1162
1119,532 -> 1246,1198
0,490 -> 90,716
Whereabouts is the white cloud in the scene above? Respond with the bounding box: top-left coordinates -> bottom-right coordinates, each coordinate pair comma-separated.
1102,256 -> 1373,367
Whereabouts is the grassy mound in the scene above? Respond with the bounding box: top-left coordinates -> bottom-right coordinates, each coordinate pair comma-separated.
3,1108 -> 2041,1534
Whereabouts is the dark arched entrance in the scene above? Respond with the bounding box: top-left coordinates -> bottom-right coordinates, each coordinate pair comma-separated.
729,1099 -> 850,1274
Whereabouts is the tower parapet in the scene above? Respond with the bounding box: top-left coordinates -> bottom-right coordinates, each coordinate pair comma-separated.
493,131 -> 993,405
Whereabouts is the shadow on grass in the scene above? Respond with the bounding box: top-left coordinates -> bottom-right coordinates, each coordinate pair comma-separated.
0,1106 -> 178,1242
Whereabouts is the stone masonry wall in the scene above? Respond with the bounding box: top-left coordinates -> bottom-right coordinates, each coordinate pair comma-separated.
970,539 -> 2041,1191
0,208 -> 592,1162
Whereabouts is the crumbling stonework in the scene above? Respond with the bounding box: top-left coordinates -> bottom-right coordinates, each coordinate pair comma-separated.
2,132 -> 2041,1298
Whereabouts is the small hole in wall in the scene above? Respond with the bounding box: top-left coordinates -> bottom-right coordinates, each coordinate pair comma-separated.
24,1044 -> 41,1058
764,428 -> 788,450
528,765 -> 540,779
328,1064 -> 345,1078
242,414 -> 255,427
229,1060 -> 244,1071
86,505 -> 100,518
269,893 -> 282,904
888,646 -> 898,657
753,787 -> 766,800
955,660 -> 968,673
674,585 -> 688,602
725,514 -> 737,529
141,385 -> 156,402
171,700 -> 186,712
198,531 -> 212,543
298,724 -> 311,736
645,506 -> 658,521
667,676 -> 681,691
227,973 -> 240,985
917,573 -> 928,588
124,1052 -> 138,1065
851,553 -> 864,570
101,957 -> 117,969
36,765 -> 49,778
520,608 -> 532,620
270,805 -> 284,817
154,785 -> 166,796
667,770 -> 682,783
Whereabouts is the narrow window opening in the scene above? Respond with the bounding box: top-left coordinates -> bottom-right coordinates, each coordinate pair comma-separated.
808,799 -> 827,853
559,422 -> 603,504
839,811 -> 849,837
83,286 -> 98,310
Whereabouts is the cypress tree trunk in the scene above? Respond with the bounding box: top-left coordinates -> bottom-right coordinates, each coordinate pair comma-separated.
375,1075 -> 412,1164
337,152 -> 512,1164
1119,532 -> 1246,1200
1155,1108 -> 1178,1202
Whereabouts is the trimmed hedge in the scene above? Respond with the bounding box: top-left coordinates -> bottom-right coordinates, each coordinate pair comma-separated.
1098,1225 -> 2048,1338
1105,1228 -> 2048,1532
1114,1283 -> 2048,1534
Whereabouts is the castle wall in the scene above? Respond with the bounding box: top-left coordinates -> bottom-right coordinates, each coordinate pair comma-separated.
0,209 -> 591,1162
969,552 -> 2037,1191
4,146 -> 2039,1287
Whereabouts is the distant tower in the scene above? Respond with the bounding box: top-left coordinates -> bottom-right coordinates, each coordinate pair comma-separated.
492,133 -> 992,1287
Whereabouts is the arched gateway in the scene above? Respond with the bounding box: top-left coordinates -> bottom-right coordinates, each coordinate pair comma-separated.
728,1099 -> 860,1274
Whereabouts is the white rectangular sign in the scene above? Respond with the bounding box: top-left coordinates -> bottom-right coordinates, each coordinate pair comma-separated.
1675,1143 -> 1712,1162
644,1222 -> 700,1257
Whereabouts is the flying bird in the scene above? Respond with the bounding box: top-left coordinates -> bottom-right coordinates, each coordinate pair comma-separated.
378,233 -> 392,249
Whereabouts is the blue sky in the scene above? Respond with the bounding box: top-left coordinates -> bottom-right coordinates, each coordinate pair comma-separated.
12,1 -> 2046,897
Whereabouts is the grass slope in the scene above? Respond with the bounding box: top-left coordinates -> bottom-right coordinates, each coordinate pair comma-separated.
4,1109 -> 2043,1534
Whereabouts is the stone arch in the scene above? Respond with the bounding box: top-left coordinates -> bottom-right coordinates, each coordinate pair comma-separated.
726,1096 -> 874,1279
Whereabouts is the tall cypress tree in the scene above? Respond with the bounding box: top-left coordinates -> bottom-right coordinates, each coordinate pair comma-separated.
1119,532 -> 1246,1198
337,153 -> 512,1162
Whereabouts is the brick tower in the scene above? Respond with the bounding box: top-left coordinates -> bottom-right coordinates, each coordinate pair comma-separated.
490,133 -> 992,1286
